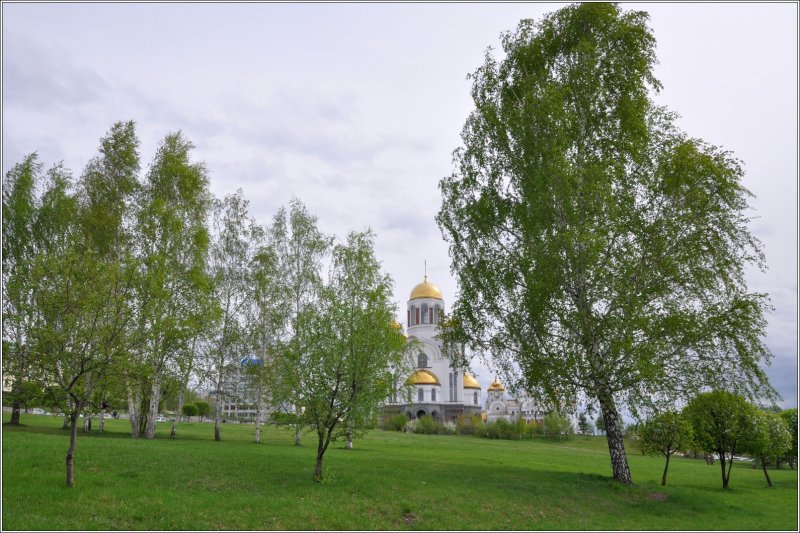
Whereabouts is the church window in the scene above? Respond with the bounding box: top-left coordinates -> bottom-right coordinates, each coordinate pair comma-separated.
429,307 -> 434,324
474,392 -> 478,405
421,303 -> 429,324
417,352 -> 427,368
407,309 -> 411,326
418,389 -> 424,402
415,308 -> 420,325
431,388 -> 436,402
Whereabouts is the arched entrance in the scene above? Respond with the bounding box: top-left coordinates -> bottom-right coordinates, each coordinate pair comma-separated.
416,409 -> 427,419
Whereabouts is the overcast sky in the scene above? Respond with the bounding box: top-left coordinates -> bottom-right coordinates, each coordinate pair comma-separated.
3,2 -> 797,410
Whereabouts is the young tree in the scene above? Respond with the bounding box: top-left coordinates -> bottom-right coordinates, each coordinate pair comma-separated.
779,408 -> 798,470
27,165 -> 136,487
196,401 -> 211,422
577,412 -> 592,436
205,191 -> 261,441
287,231 -> 407,481
638,411 -> 694,486
595,414 -> 606,436
182,403 -> 199,421
270,199 -> 333,446
2,154 -> 42,426
747,410 -> 791,487
684,391 -> 757,489
436,3 -> 775,485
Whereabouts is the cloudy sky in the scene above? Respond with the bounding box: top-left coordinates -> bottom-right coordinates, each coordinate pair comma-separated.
3,2 -> 797,409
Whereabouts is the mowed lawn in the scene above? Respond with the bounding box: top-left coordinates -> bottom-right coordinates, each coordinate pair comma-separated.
2,413 -> 797,530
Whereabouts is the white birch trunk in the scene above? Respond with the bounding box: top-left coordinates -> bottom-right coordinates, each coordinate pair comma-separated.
126,382 -> 141,438
144,373 -> 162,439
99,408 -> 105,433
171,390 -> 185,439
214,378 -> 223,441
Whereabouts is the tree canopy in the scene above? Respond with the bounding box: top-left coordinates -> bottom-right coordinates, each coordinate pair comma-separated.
437,2 -> 775,484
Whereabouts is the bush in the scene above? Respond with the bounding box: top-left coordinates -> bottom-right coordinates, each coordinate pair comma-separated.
456,414 -> 483,435
384,414 -> 408,432
414,415 -> 442,435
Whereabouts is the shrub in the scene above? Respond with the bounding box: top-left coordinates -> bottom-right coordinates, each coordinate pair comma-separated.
384,414 -> 408,432
414,415 -> 442,435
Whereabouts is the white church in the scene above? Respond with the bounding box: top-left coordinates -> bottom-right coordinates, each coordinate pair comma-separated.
387,275 -> 544,425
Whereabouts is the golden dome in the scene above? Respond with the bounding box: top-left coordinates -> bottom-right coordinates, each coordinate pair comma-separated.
391,321 -> 402,330
406,369 -> 441,386
409,276 -> 443,301
463,373 -> 481,390
487,378 -> 505,392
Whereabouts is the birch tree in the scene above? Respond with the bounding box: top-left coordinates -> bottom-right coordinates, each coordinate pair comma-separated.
270,199 -> 332,445
2,154 -> 41,426
207,190 -> 259,441
437,3 -> 775,485
287,230 -> 407,481
132,131 -> 213,439
27,164 -> 136,487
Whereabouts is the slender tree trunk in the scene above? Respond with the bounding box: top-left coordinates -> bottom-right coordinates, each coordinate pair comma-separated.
176,390 -> 185,424
295,427 -> 302,446
661,454 -> 671,486
598,395 -> 632,484
83,414 -> 91,433
345,425 -> 353,450
254,398 -> 262,444
126,384 -> 141,438
760,455 -> 773,487
171,390 -> 185,439
99,407 -> 105,433
314,432 -> 330,482
215,381 -> 223,441
145,373 -> 162,439
62,415 -> 69,429
66,407 -> 80,487
720,453 -> 729,489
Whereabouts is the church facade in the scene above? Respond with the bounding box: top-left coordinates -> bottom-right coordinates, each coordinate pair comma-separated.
385,276 -> 483,423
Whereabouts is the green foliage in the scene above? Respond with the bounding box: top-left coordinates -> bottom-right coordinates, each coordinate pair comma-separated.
779,408 -> 798,465
285,230 -> 409,480
638,411 -> 694,485
384,415 -> 408,432
684,391 -> 757,489
436,2 -> 775,484
414,415 -> 443,435
182,404 -> 199,418
578,412 -> 592,435
270,411 -> 300,426
195,401 -> 210,419
747,410 -> 791,486
595,414 -> 606,435
544,412 -> 572,441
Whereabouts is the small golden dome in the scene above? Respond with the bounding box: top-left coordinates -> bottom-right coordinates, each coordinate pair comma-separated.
409,275 -> 443,301
463,373 -> 481,390
407,369 -> 441,386
391,321 -> 402,329
487,378 -> 505,392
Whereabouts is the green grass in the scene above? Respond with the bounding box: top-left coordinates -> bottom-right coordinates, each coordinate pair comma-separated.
3,413 -> 797,530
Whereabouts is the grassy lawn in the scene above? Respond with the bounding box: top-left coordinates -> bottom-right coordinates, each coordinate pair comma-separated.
2,413 -> 797,530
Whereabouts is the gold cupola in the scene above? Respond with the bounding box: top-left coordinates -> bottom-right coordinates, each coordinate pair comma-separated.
463,373 -> 481,390
409,275 -> 443,301
406,369 -> 441,386
487,378 -> 505,392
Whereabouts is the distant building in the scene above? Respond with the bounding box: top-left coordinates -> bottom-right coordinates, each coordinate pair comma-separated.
220,355 -> 264,422
384,276 -> 483,423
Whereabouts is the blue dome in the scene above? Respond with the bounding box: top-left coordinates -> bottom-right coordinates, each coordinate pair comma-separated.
240,355 -> 263,367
